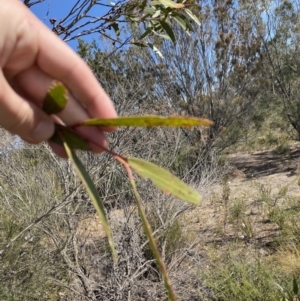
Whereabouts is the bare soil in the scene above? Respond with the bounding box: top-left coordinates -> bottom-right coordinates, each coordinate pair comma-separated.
184,142 -> 300,252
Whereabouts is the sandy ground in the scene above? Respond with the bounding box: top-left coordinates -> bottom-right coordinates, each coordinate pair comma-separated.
183,142 -> 300,252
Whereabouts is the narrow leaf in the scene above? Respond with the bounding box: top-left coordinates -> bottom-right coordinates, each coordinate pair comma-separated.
158,0 -> 184,8
50,125 -> 90,150
144,7 -> 156,14
63,141 -> 117,261
138,28 -> 152,40
152,9 -> 161,18
81,115 -> 213,127
153,32 -> 172,40
129,179 -> 178,301
43,81 -> 68,115
132,42 -> 148,47
159,20 -> 176,43
110,22 -> 120,36
173,13 -> 194,31
129,17 -> 140,21
293,277 -> 299,295
148,43 -> 163,58
150,1 -> 162,6
185,8 -> 201,25
173,15 -> 188,30
127,157 -> 201,204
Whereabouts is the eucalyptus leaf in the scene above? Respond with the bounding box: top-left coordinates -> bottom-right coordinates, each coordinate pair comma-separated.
293,277 -> 299,295
138,28 -> 152,40
185,8 -> 201,25
110,22 -> 120,36
50,125 -> 90,150
63,141 -> 117,261
158,0 -> 184,8
150,1 -> 162,6
152,9 -> 161,18
159,20 -> 176,42
127,157 -> 201,205
173,15 -> 188,30
81,115 -> 213,127
130,179 -> 178,301
143,7 -> 156,15
172,13 -> 193,31
43,81 -> 68,115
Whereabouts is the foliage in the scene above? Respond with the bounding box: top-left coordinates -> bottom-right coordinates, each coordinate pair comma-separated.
202,244 -> 283,301
25,0 -> 200,49
43,81 -> 210,300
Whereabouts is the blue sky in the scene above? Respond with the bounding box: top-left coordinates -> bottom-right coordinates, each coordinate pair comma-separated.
30,0 -> 111,50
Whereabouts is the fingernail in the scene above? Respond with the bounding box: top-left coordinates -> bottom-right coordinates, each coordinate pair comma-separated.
32,120 -> 54,142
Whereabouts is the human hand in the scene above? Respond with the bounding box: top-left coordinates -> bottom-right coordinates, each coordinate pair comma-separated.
0,0 -> 117,157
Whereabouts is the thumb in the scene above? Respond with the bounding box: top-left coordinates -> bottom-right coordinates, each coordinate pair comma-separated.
0,75 -> 54,143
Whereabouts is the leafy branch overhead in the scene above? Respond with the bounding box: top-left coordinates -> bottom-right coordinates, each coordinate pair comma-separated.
25,0 -> 200,47
43,81 -> 212,301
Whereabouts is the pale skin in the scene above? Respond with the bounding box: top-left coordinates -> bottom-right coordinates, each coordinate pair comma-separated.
0,0 -> 117,157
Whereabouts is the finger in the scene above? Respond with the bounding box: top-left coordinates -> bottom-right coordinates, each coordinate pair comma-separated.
0,72 -> 54,143
48,141 -> 68,159
34,21 -> 117,125
13,66 -> 108,152
4,1 -> 117,128
0,1 -> 38,77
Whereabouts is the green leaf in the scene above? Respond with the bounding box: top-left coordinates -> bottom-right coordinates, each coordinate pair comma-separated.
138,28 -> 152,40
127,157 -> 201,204
110,22 -> 120,36
63,140 -> 117,261
293,277 -> 299,295
132,42 -> 148,47
172,12 -> 194,31
129,17 -> 140,21
148,43 -> 163,57
43,81 -> 68,115
153,32 -> 172,40
129,179 -> 178,301
173,15 -> 188,30
159,20 -> 176,42
50,125 -> 90,150
144,7 -> 156,15
81,115 -> 213,127
152,9 -> 161,18
185,8 -> 201,25
150,1 -> 162,6
158,0 -> 184,8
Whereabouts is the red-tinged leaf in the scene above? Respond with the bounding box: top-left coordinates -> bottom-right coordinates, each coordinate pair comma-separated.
158,0 -> 184,8
62,141 -> 117,261
81,115 -> 213,127
43,81 -> 68,114
127,157 -> 201,205
50,125 -> 90,150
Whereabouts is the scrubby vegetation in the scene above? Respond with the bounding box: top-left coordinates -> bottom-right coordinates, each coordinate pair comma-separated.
3,0 -> 300,300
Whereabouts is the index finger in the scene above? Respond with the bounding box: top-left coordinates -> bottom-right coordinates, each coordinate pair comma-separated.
31,12 -> 117,122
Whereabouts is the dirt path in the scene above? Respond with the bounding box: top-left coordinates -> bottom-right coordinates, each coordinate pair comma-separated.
184,143 -> 300,251
229,143 -> 300,179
